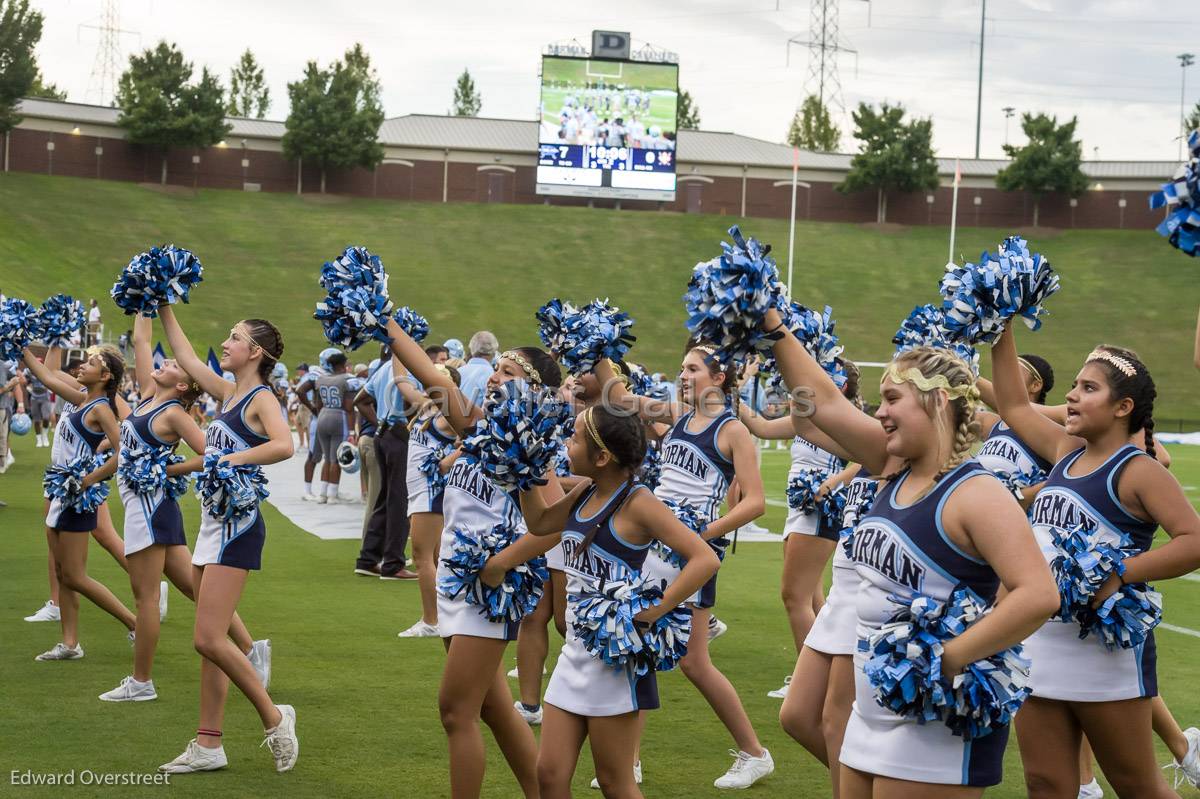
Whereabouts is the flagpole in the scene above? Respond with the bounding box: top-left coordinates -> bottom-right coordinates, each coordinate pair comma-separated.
787,147 -> 799,298
947,158 -> 961,265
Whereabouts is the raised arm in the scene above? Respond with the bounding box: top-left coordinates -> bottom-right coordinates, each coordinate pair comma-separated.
764,307 -> 889,474
594,359 -> 681,425
21,347 -> 86,406
737,403 -> 796,440
382,317 -> 479,435
132,314 -> 154,400
519,476 -> 591,535
159,306 -> 232,401
791,411 -> 856,462
991,326 -> 1075,465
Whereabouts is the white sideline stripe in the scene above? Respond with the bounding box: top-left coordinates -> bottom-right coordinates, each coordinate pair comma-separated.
1161,623 -> 1200,639
766,498 -> 789,508
1181,573 -> 1200,583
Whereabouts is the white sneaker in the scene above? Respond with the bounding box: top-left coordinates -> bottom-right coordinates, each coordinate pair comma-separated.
506,664 -> 547,678
1077,779 -> 1104,798
591,761 -> 643,789
25,600 -> 60,622
36,642 -> 84,661
513,700 -> 543,726
262,704 -> 299,772
767,675 -> 791,699
159,580 -> 169,622
1165,726 -> 1200,789
249,639 -> 272,690
159,739 -> 228,773
398,621 -> 439,638
300,492 -> 320,503
128,630 -> 136,645
99,675 -> 158,702
708,616 -> 728,641
714,749 -> 774,789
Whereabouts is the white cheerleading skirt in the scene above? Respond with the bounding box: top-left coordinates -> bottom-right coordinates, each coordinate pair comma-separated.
1024,618 -> 1157,702
803,557 -> 859,656
544,610 -> 659,716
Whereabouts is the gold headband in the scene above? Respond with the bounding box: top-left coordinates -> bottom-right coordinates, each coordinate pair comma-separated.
1086,349 -> 1137,379
883,363 -> 981,408
234,323 -> 278,360
500,350 -> 541,385
692,344 -> 718,356
583,407 -> 610,455
1016,357 -> 1040,382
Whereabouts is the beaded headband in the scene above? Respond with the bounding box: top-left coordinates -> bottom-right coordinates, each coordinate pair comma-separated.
1086,349 -> 1137,378
500,350 -> 541,385
883,363 -> 981,408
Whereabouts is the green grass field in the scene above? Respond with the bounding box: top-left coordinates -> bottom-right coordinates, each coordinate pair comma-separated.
2,433 -> 1199,797
0,172 -> 1196,421
541,57 -> 679,93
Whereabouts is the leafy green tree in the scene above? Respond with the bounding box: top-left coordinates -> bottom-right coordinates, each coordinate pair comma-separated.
27,69 -> 64,100
787,94 -> 840,152
0,0 -> 48,132
1185,101 -> 1200,136
677,89 -> 700,130
995,112 -> 1087,227
451,68 -> 481,116
228,48 -> 269,118
116,41 -> 230,184
838,102 -> 938,223
283,43 -> 384,194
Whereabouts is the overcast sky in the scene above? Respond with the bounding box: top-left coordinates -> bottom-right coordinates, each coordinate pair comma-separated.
36,0 -> 1198,161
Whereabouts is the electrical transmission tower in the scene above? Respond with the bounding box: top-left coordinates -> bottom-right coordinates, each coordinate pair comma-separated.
81,0 -> 137,106
787,0 -> 856,115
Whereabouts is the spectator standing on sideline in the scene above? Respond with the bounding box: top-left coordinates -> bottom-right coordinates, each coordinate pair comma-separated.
87,299 -> 102,345
352,352 -> 387,572
24,361 -> 53,447
424,345 -> 449,365
442,338 -> 464,361
293,363 -> 311,450
0,360 -> 25,479
456,331 -> 498,408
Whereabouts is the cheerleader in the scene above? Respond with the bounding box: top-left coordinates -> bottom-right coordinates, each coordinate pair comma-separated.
100,314 -> 269,702
764,307 -> 1060,795
398,361 -> 462,639
596,346 -> 775,790
156,306 -> 298,775
991,327 -> 1200,798
381,315 -> 562,799
513,404 -> 719,797
21,343 -> 137,660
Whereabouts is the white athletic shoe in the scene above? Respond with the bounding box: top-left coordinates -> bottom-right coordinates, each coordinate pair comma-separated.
99,675 -> 158,702
24,600 -> 60,622
708,616 -> 728,641
591,761 -> 643,789
513,700 -> 543,726
767,675 -> 791,699
714,749 -> 774,789
35,642 -> 84,661
159,739 -> 228,773
128,630 -> 136,645
1077,778 -> 1104,799
262,704 -> 299,772
1165,726 -> 1200,789
300,492 -> 320,503
397,621 -> 439,638
506,664 -> 547,678
159,580 -> 169,622
249,639 -> 272,690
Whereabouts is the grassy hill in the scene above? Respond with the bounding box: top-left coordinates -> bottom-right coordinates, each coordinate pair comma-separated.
1,172 -> 1197,421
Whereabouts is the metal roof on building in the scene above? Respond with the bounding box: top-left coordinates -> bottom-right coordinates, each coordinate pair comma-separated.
16,97 -> 1178,179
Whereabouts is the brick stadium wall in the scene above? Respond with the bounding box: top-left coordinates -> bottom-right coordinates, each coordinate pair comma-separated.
4,128 -> 1161,230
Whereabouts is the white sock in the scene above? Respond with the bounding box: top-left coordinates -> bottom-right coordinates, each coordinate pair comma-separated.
325,482 -> 338,497
312,481 -> 325,496
304,482 -> 312,495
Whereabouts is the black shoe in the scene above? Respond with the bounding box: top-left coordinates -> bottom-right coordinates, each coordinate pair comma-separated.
353,563 -> 381,577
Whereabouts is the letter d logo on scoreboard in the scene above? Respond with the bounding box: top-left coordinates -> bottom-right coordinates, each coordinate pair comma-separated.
592,30 -> 630,60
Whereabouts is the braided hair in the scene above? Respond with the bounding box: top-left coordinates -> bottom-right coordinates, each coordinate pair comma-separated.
1090,345 -> 1157,460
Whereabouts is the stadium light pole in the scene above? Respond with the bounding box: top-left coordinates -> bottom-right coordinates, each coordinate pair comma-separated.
787,147 -> 799,300
1002,106 -> 1015,147
1179,53 -> 1195,161
974,0 -> 986,159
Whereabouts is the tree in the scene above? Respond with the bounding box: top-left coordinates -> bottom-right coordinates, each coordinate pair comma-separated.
995,112 -> 1087,228
787,94 -> 840,152
283,43 -> 384,194
838,102 -> 938,224
1185,101 -> 1200,136
27,69 -> 65,101
451,68 -> 481,116
228,48 -> 269,118
116,41 -> 230,185
0,0 -> 47,133
677,89 -> 700,130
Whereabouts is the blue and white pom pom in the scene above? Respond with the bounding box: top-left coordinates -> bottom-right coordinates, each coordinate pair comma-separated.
437,523 -> 548,624
1049,521 -> 1162,650
117,445 -> 176,496
163,453 -> 191,500
460,380 -> 574,492
194,451 -> 269,523
43,454 -> 110,512
1149,129 -> 1200,257
994,465 -> 1047,502
786,467 -> 845,520
571,577 -> 691,675
636,445 -> 661,491
35,294 -> 85,348
627,363 -> 656,397
551,298 -> 637,375
535,298 -> 577,355
314,246 -> 394,350
839,479 -> 878,558
111,245 -> 204,317
893,304 -> 980,375
939,237 -> 1060,345
651,498 -> 726,569
863,588 -> 1031,740
0,297 -> 40,361
761,302 -> 846,389
417,443 -> 453,496
683,225 -> 786,365
392,306 -> 430,343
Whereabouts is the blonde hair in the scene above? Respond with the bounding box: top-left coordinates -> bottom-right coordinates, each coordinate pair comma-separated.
882,346 -> 981,482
